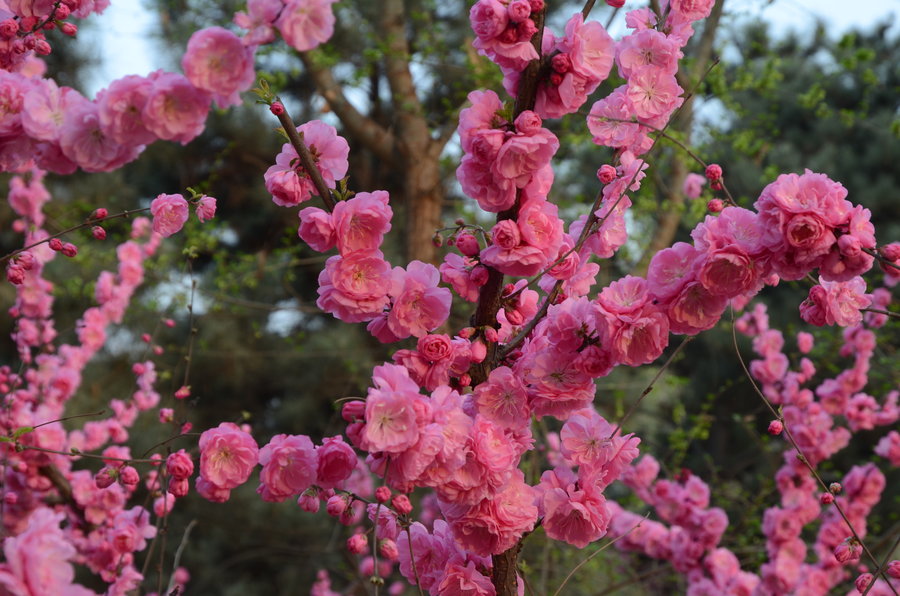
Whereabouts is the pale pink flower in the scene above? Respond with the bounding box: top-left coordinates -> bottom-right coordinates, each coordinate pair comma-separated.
150,194 -> 189,238
198,422 -> 259,490
682,172 -> 706,199
142,71 -> 211,145
625,65 -> 684,120
59,94 -> 141,172
182,26 -> 256,108
97,75 -> 155,146
195,195 -> 217,222
276,0 -> 338,52
387,261 -> 451,339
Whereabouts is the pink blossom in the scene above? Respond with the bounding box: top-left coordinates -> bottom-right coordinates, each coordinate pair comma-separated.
799,277 -> 871,327
436,560 -> 495,596
874,431 -> 900,466
195,195 -> 217,222
150,193 -> 190,238
616,29 -> 681,79
297,206 -> 336,252
264,120 -> 349,207
387,261 -> 451,339
625,66 -> 684,120
538,470 -> 610,548
198,422 -> 260,490
332,190 -> 392,255
682,172 -> 706,199
166,449 -> 194,481
142,71 -> 211,145
59,94 -> 141,172
257,434 -> 318,502
0,507 -> 79,594
316,252 -> 392,323
276,0 -> 338,52
472,366 -> 530,428
182,26 -> 256,108
315,436 -> 357,488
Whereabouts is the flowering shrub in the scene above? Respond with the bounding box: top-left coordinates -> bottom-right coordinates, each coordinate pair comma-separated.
0,0 -> 897,595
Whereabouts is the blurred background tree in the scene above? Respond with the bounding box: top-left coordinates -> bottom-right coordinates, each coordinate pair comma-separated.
1,1 -> 897,593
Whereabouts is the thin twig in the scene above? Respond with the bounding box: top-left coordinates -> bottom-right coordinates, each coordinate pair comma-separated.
166,520 -> 197,594
552,513 -> 650,596
272,108 -> 337,211
1,208 -> 149,264
608,337 -> 692,439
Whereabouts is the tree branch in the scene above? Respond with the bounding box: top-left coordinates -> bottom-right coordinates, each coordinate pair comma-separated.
300,53 -> 398,165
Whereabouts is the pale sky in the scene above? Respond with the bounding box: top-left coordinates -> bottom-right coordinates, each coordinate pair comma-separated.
85,0 -> 898,96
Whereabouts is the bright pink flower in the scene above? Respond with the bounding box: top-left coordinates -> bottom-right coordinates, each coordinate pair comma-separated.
387,261 -> 451,339
166,449 -> 194,481
473,366 -> 530,428
317,252 -> 392,323
142,71 -> 211,145
264,120 -> 349,207
669,0 -> 715,22
276,0 -> 338,52
198,422 -> 260,490
182,26 -> 256,108
150,193 -> 190,238
332,190 -> 393,255
799,277 -> 871,327
315,436 -> 357,488
0,507 -> 82,594
258,434 -> 318,502
363,374 -> 422,454
538,471 -> 610,548
195,195 -> 217,222
297,206 -> 335,252
436,560 -> 495,596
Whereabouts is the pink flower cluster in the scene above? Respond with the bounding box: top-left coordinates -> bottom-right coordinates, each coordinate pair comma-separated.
502,13 -> 616,118
234,0 -> 338,51
755,170 -> 876,281
470,0 -> 542,71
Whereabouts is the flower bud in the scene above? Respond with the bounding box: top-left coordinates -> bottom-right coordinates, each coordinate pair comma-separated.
707,198 -> 724,213
119,465 -> 139,486
455,233 -> 480,257
269,101 -> 285,115
379,539 -> 399,560
767,420 -> 783,435
829,482 -> 842,494
597,164 -> 617,184
91,226 -> 106,240
391,494 -> 412,515
60,242 -> 78,257
854,573 -> 873,594
705,163 -> 723,181
820,492 -> 834,505
92,208 -> 109,220
887,560 -> 900,579
95,466 -> 117,489
48,238 -> 63,251
347,533 -> 368,554
375,486 -> 391,503
326,494 -> 348,517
